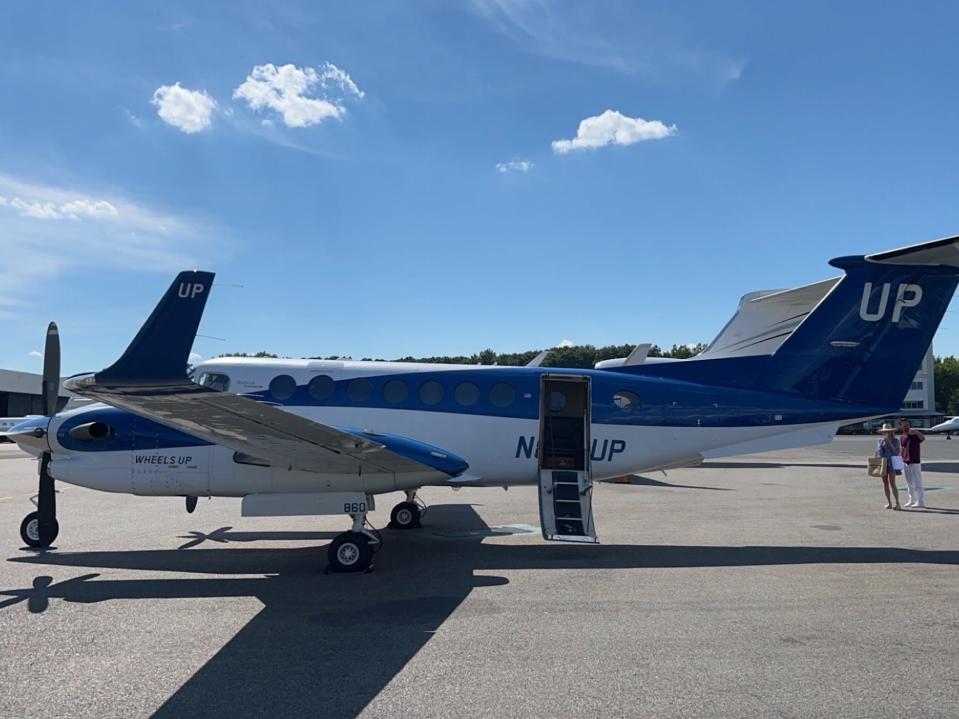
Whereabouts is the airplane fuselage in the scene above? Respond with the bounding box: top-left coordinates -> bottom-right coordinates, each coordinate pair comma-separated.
36,357 -> 884,498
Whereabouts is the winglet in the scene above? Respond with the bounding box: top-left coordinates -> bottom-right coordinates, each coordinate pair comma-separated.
526,350 -> 550,367
623,343 -> 652,366
96,271 -> 215,386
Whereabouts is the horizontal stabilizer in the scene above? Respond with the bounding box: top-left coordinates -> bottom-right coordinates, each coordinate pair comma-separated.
865,234 -> 959,266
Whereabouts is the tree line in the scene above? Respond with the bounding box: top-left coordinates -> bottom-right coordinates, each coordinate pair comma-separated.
219,343 -> 708,368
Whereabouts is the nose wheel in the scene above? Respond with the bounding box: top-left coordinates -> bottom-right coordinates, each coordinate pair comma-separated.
20,511 -> 58,548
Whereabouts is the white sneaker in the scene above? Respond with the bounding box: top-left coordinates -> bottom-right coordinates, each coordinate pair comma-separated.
906,501 -> 917,508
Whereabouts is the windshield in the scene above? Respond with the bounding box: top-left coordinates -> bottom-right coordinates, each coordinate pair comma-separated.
196,372 -> 230,392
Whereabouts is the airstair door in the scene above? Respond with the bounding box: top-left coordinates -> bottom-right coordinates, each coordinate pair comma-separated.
537,374 -> 597,543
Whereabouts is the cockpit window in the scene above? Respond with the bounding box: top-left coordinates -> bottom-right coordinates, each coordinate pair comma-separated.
197,372 -> 230,392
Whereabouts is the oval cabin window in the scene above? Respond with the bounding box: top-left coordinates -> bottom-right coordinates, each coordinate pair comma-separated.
454,382 -> 480,407
269,375 -> 297,401
308,374 -> 336,401
383,379 -> 409,403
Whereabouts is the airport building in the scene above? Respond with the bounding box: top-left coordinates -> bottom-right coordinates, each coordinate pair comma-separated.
0,368 -> 70,416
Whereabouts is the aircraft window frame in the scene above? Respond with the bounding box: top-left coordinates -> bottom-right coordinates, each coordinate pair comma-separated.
269,374 -> 297,401
308,374 -> 336,401
613,390 -> 642,411
489,382 -> 516,408
197,372 -> 231,392
419,380 -> 444,406
383,379 -> 409,404
347,377 -> 374,402
454,381 -> 480,407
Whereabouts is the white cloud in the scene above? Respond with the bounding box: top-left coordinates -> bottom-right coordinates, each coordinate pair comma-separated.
0,172 -> 212,316
0,192 -> 119,222
496,160 -> 534,173
558,339 -> 574,348
552,110 -> 676,154
28,350 -> 42,358
151,83 -> 217,134
317,62 -> 365,100
233,63 -> 364,128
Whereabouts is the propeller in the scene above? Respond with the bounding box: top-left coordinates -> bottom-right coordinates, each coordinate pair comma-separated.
35,322 -> 60,547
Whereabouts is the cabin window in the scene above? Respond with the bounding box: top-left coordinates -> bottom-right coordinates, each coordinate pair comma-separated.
490,382 -> 516,408
383,379 -> 408,403
547,390 -> 567,413
613,390 -> 641,411
269,374 -> 297,401
347,378 -> 373,402
454,382 -> 480,407
419,380 -> 444,406
308,374 -> 335,401
197,372 -> 230,392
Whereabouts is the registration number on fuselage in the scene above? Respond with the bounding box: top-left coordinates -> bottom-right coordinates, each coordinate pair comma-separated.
515,436 -> 626,462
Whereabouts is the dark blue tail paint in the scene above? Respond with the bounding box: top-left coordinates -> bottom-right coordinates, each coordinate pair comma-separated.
97,271 -> 215,386
616,244 -> 959,411
761,256 -> 957,408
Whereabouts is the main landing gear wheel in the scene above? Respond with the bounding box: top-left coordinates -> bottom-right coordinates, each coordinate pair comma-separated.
20,511 -> 58,548
327,532 -> 374,573
389,501 -> 422,530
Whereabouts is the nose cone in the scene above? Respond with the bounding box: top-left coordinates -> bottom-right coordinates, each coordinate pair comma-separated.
5,415 -> 51,455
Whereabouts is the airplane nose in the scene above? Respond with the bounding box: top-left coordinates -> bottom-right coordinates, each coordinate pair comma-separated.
4,416 -> 52,455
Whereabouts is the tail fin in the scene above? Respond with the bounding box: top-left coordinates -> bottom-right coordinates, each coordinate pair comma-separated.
762,236 -> 959,408
97,270 -> 215,386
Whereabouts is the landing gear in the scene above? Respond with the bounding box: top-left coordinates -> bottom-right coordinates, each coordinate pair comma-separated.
388,489 -> 424,529
328,532 -> 374,572
327,510 -> 380,573
20,511 -> 58,548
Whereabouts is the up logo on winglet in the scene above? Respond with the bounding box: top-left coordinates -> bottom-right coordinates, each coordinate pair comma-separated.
177,282 -> 206,299
859,282 -> 922,322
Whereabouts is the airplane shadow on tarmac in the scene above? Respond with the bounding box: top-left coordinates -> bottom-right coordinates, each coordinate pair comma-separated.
2,504 -> 959,719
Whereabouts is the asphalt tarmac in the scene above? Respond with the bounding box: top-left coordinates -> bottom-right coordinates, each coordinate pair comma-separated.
0,436 -> 957,718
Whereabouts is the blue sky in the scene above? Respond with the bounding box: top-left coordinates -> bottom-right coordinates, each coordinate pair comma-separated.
3,1 -> 959,375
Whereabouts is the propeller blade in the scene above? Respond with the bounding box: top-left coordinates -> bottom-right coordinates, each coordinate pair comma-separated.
41,322 -> 60,417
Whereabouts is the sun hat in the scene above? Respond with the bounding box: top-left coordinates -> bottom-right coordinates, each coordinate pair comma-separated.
877,422 -> 896,433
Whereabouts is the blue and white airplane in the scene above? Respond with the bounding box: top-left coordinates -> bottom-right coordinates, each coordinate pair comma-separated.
6,235 -> 959,572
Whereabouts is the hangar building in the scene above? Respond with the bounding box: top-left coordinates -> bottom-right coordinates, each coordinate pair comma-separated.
0,369 -> 70,416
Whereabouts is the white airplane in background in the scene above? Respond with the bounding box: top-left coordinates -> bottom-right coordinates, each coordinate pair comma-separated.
5,235 -> 959,572
928,416 -> 959,435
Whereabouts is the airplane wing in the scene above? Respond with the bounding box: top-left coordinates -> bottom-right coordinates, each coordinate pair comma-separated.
65,271 -> 468,479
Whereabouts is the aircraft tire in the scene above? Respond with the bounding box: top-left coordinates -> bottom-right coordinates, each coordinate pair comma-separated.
328,532 -> 373,573
389,501 -> 421,530
20,511 -> 58,548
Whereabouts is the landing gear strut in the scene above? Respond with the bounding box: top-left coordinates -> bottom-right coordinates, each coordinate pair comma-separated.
327,511 -> 380,573
388,489 -> 423,530
22,453 -> 59,548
